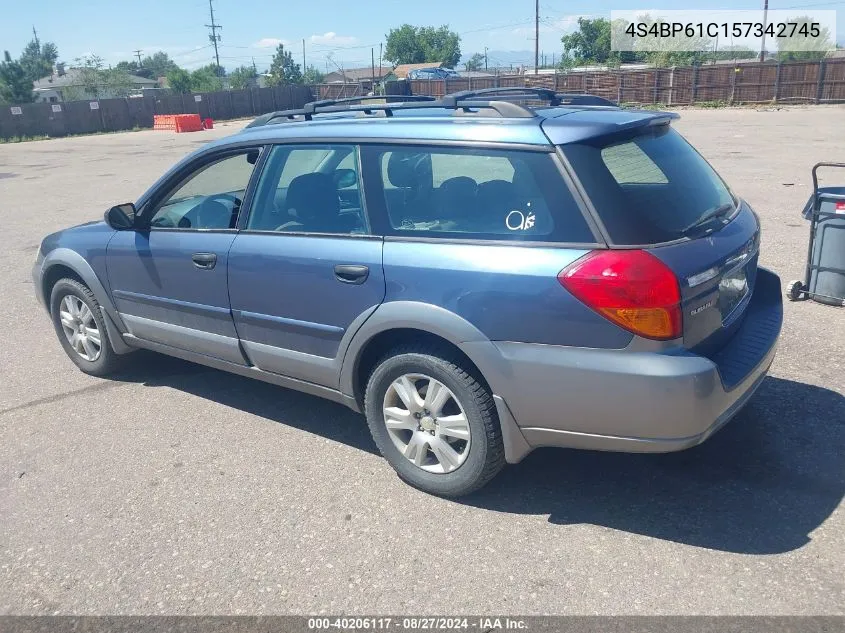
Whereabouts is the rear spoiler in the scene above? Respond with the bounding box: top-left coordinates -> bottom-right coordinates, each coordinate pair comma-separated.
542,110 -> 680,145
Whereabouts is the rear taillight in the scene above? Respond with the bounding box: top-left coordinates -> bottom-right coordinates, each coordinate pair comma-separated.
558,250 -> 682,340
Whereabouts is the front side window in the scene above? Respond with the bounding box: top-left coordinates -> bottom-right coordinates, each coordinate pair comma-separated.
364,146 -> 595,242
149,150 -> 259,230
247,145 -> 366,234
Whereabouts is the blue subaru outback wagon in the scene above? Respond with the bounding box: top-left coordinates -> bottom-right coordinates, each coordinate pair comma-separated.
34,88 -> 783,496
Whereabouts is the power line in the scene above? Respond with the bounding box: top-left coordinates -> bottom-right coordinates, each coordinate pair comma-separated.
205,0 -> 222,75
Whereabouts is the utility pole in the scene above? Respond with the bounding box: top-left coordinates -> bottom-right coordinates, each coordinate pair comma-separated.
205,0 -> 222,76
302,39 -> 306,74
32,26 -> 40,46
379,43 -> 383,78
534,0 -> 539,74
484,46 -> 488,71
759,0 -> 769,62
252,57 -> 257,74
371,47 -> 376,93
133,49 -> 143,66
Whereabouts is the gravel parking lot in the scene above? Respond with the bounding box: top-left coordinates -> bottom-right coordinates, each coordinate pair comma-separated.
1,107 -> 844,615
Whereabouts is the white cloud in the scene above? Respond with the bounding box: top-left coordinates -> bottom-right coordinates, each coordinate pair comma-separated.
309,32 -> 358,46
253,38 -> 290,49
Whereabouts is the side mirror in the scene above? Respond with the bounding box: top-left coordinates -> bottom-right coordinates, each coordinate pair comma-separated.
333,168 -> 357,189
105,203 -> 136,230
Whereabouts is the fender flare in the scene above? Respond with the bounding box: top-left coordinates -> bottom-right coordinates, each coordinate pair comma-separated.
338,301 -> 531,464
338,300 -> 508,401
41,248 -> 126,332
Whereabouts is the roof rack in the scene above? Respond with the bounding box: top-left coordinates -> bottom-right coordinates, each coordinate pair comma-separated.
303,94 -> 436,114
244,89 -> 617,128
442,87 -> 617,107
244,95 -> 438,128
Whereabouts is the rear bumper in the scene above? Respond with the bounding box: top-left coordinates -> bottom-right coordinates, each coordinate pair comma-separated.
483,268 -> 782,460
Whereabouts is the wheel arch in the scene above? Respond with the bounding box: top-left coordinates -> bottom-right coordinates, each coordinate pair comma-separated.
340,301 -> 533,465
41,248 -> 125,330
340,301 -> 503,408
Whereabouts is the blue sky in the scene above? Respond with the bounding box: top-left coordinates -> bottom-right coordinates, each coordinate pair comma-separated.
0,0 -> 842,72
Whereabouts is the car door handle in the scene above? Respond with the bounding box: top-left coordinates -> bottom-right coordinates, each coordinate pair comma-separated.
192,252 -> 217,269
334,264 -> 369,285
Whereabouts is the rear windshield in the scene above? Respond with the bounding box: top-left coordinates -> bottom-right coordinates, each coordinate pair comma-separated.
562,126 -> 735,245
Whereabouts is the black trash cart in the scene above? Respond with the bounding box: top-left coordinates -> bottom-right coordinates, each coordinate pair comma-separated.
787,162 -> 845,306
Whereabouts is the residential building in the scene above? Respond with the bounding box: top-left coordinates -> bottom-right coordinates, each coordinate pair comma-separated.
33,66 -> 160,103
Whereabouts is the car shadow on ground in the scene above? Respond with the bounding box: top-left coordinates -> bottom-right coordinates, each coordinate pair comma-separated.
113,354 -> 843,555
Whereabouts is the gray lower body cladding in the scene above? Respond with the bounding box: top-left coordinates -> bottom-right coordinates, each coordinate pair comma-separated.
467,268 -> 783,460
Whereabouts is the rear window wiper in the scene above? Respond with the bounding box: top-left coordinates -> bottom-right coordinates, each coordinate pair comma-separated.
680,202 -> 736,235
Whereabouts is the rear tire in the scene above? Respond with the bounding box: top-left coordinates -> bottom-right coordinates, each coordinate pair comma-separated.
50,278 -> 124,377
364,346 -> 505,497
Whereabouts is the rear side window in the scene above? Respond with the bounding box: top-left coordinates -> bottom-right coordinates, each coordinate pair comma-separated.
363,145 -> 595,243
562,126 -> 735,245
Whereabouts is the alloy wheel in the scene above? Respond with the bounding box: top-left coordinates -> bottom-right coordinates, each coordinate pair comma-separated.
382,373 -> 471,474
59,295 -> 102,362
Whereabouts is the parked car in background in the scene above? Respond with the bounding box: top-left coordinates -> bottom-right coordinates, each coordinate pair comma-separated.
33,89 -> 783,497
407,67 -> 459,80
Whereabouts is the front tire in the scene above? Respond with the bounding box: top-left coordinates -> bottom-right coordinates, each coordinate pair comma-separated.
50,278 -> 123,377
364,346 -> 505,497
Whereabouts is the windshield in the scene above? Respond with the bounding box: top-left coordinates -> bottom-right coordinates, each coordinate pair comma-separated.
562,126 -> 735,245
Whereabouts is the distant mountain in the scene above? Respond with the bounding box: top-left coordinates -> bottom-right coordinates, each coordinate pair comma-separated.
458,50 -> 539,70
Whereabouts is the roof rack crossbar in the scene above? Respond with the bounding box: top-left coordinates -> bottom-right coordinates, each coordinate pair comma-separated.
303,94 -> 436,114
443,86 -> 560,105
442,87 -> 617,108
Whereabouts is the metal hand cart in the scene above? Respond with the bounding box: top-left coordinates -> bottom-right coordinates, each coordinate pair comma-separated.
786,162 -> 845,306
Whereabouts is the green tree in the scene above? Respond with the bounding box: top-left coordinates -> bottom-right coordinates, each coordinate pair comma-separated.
266,44 -> 302,86
72,54 -> 105,98
384,25 -> 423,64
777,16 -> 833,61
140,51 -> 180,78
166,67 -> 192,93
0,51 -> 34,104
100,67 -> 134,97
115,60 -> 141,74
303,65 -> 325,84
19,38 -> 59,82
464,52 -> 485,71
190,64 -> 224,92
384,24 -> 462,67
116,52 -> 179,79
560,18 -> 617,66
228,65 -> 257,89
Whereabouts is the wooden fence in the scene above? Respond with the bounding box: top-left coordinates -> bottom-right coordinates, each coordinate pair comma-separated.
0,85 -> 313,140
403,59 -> 845,105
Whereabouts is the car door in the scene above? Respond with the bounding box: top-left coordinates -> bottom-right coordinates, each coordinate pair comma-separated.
228,144 -> 385,387
106,148 -> 262,365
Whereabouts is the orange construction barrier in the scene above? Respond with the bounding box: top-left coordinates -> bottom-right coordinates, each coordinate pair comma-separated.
154,114 -> 204,132
203,118 -> 214,129
174,114 -> 203,133
153,115 -> 177,131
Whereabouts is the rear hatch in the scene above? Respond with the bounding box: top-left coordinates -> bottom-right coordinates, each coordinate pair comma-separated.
557,118 -> 761,352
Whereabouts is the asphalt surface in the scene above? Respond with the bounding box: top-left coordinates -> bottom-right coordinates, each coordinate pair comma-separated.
1,108 -> 844,615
